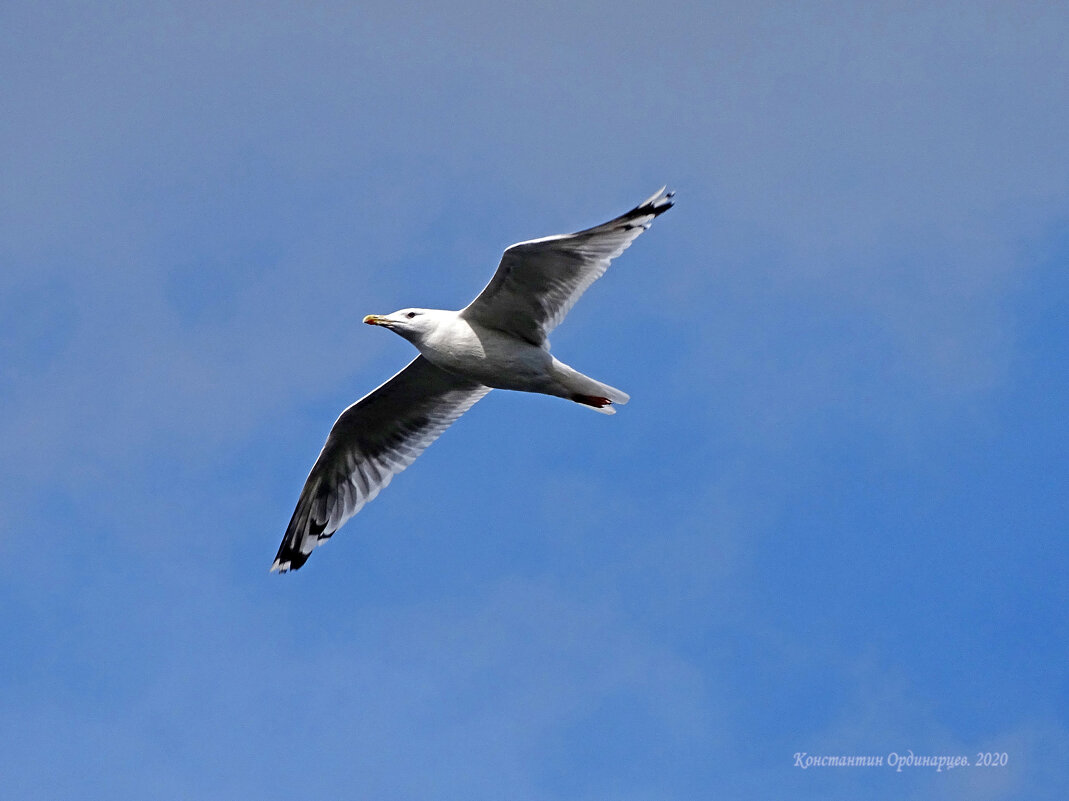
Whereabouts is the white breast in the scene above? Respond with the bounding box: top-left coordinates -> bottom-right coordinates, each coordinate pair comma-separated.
417,314 -> 552,391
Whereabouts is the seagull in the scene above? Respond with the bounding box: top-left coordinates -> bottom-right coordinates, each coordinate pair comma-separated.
272,187 -> 674,572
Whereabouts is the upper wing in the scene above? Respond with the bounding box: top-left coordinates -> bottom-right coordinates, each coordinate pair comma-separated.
460,187 -> 674,346
272,356 -> 490,572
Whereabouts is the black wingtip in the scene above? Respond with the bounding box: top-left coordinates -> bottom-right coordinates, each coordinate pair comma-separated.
271,547 -> 311,573
272,493 -> 331,574
271,525 -> 320,573
633,187 -> 675,219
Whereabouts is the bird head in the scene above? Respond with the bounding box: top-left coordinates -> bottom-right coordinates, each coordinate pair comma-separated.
363,308 -> 437,344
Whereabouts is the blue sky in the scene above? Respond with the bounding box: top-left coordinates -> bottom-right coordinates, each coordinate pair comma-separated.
2,1 -> 1066,798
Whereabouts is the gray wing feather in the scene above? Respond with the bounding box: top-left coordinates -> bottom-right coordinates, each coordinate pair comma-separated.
460,187 -> 674,345
272,356 -> 490,572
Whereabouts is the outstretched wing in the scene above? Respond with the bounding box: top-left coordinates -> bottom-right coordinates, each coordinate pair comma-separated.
272,356 -> 490,572
460,187 -> 674,346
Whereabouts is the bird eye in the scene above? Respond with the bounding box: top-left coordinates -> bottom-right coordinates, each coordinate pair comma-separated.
406,311 -> 417,319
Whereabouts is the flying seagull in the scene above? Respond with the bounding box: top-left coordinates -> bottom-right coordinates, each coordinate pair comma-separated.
272,187 -> 674,572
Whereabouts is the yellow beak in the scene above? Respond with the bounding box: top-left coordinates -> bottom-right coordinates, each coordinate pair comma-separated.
363,314 -> 387,326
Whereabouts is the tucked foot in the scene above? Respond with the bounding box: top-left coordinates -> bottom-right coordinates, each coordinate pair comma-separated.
573,394 -> 613,409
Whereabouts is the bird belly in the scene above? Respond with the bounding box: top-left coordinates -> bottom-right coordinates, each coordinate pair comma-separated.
419,325 -> 553,393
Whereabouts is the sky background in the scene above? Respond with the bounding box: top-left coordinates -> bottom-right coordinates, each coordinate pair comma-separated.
2,1 -> 1067,798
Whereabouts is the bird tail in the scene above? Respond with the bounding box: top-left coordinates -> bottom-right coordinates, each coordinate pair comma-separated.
551,360 -> 630,415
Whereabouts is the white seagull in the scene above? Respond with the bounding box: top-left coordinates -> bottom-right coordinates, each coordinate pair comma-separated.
272,187 -> 674,572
